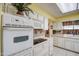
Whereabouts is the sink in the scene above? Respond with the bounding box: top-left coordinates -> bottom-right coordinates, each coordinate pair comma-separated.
33,38 -> 47,45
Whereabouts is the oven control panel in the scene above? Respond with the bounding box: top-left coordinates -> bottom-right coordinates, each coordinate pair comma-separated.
2,13 -> 34,28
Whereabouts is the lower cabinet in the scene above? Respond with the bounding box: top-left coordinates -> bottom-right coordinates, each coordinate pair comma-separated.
53,47 -> 66,56
64,39 -> 74,51
74,40 -> 79,52
53,36 -> 79,56
58,37 -> 65,48
53,37 -> 58,46
12,48 -> 33,56
33,41 -> 49,56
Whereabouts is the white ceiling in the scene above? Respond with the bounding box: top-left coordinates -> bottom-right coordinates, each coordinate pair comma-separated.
36,3 -> 79,18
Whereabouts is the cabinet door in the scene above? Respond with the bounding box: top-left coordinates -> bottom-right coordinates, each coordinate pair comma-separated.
53,23 -> 58,30
53,22 -> 63,30
29,12 -> 38,19
58,37 -> 65,48
43,17 -> 48,30
34,21 -> 41,29
53,47 -> 65,56
57,23 -> 63,30
74,41 -> 79,52
33,41 -> 49,56
38,15 -> 43,23
64,39 -> 74,50
53,37 -> 58,46
33,44 -> 43,56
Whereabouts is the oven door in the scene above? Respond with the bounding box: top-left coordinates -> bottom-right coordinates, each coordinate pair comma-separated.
3,27 -> 33,56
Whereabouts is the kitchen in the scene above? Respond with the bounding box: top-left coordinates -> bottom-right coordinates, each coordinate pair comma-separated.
0,3 -> 79,56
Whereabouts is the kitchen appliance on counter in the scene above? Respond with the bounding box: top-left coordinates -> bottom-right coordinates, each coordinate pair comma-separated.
2,13 -> 33,56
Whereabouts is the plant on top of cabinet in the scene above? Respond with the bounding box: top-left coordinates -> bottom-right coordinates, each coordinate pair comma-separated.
11,3 -> 33,16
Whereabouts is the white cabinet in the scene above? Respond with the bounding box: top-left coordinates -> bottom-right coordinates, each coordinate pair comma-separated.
38,15 -> 44,23
33,41 -> 49,56
33,16 -> 48,30
53,47 -> 66,56
64,39 -> 74,51
58,37 -> 65,48
53,37 -> 65,48
43,17 -> 48,30
29,12 -> 38,20
34,20 -> 43,29
53,37 -> 58,46
74,40 -> 79,52
53,22 -> 63,30
29,12 -> 48,30
12,48 -> 33,56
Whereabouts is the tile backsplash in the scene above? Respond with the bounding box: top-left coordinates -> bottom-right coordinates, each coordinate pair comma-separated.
33,29 -> 45,38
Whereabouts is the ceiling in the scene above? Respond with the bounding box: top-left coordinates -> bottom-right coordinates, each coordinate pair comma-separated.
36,3 -> 79,18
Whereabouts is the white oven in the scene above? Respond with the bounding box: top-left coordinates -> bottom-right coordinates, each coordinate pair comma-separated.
2,13 -> 33,56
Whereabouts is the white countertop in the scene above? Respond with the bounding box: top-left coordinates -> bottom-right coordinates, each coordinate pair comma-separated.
52,34 -> 79,39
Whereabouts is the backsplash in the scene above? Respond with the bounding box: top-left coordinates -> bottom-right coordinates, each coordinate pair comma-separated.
33,29 -> 45,38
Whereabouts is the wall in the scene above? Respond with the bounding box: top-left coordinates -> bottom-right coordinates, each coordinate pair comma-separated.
33,29 -> 45,39
56,13 -> 79,22
0,4 -> 2,56
29,4 -> 55,22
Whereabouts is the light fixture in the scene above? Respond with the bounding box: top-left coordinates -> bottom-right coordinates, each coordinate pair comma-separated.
56,3 -> 79,13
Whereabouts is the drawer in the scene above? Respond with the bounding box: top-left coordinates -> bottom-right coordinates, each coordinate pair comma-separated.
33,41 -> 49,56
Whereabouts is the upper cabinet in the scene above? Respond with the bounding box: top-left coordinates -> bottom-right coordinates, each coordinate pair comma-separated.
33,20 -> 43,29
43,17 -> 48,30
29,12 -> 38,20
53,22 -> 63,30
29,12 -> 48,30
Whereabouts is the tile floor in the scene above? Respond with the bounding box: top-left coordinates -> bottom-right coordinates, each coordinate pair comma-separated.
52,46 -> 79,56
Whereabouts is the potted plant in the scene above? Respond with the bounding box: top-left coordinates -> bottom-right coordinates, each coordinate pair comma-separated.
11,3 -> 33,16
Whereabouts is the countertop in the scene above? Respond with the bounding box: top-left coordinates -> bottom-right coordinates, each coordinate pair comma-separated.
52,34 -> 79,39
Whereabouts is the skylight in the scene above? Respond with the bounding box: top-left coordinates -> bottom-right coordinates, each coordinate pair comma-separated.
56,3 -> 78,13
